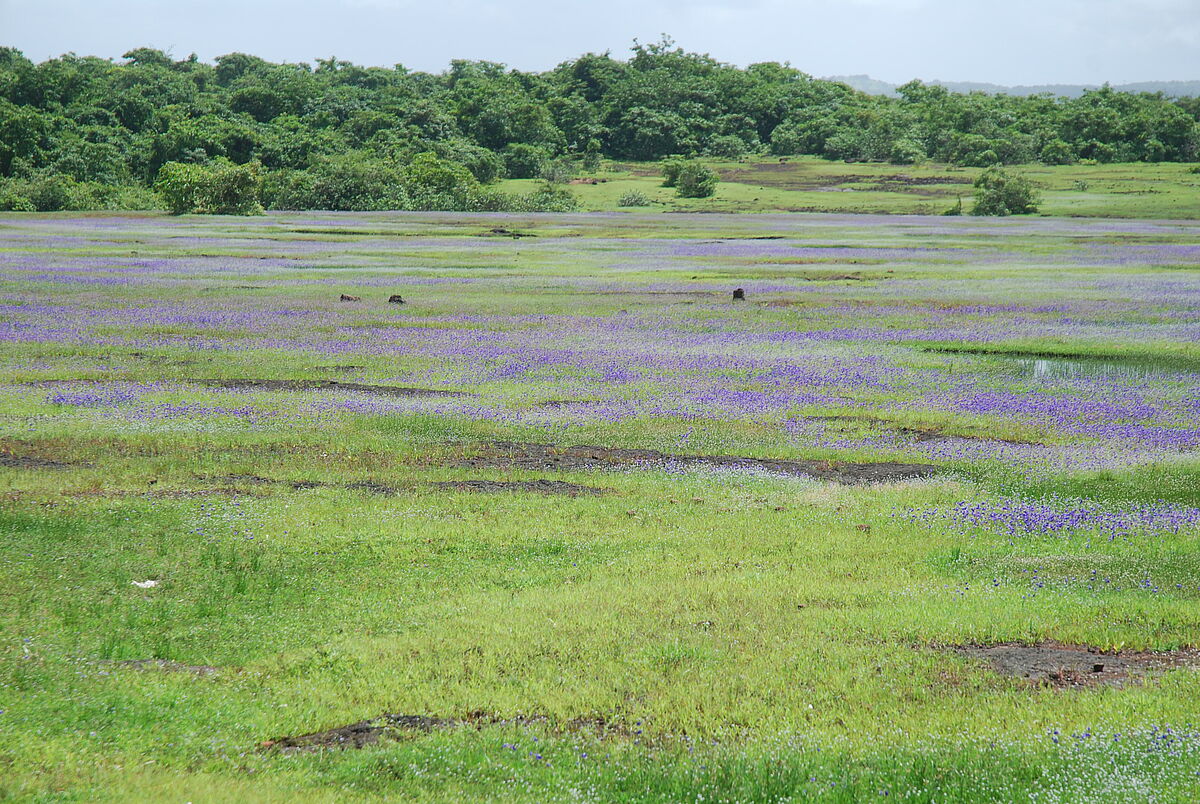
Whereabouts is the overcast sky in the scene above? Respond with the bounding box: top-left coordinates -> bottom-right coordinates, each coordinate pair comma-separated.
2,0 -> 1198,85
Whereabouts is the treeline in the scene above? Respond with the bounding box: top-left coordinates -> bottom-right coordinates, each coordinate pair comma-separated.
1,39 -> 1198,212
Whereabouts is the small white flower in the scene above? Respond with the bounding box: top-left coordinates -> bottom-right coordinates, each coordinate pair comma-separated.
131,579 -> 159,588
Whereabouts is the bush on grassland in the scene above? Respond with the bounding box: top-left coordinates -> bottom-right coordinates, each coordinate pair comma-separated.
972,167 -> 1040,216
155,160 -> 263,215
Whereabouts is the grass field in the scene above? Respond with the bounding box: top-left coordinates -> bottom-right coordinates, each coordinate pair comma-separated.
500,157 -> 1200,219
2,209 -> 1200,801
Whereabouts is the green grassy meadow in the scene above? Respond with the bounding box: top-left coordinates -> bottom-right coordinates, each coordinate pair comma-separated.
499,157 -> 1200,218
1,208 -> 1200,801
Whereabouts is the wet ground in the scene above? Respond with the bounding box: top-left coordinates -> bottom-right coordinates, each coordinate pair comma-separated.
455,441 -> 939,484
427,479 -> 609,495
195,379 -> 471,398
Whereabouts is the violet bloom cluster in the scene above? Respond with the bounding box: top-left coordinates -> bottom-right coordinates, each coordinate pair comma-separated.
928,496 -> 1200,540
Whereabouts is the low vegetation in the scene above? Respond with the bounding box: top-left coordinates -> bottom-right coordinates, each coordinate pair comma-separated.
2,210 -> 1199,800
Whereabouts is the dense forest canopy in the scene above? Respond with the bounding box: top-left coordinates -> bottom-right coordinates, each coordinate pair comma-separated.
1,39 -> 1197,211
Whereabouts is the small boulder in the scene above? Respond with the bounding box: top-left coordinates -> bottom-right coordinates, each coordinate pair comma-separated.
732,288 -> 745,300
339,294 -> 361,302
388,294 -> 406,304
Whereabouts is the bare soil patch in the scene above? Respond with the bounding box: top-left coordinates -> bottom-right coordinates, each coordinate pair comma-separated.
194,379 -> 470,398
954,642 -> 1200,688
428,479 -> 609,496
110,659 -> 219,676
454,442 -> 937,484
284,479 -> 397,494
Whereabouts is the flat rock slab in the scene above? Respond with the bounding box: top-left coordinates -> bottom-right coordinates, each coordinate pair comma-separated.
195,379 -> 470,398
955,643 -> 1200,688
428,479 -> 609,496
456,441 -> 937,484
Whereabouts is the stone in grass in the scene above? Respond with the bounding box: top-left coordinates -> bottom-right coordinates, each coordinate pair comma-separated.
732,288 -> 745,300
388,294 -> 406,304
339,294 -> 361,302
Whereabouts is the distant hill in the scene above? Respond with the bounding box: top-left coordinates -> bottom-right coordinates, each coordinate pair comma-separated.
824,75 -> 1200,98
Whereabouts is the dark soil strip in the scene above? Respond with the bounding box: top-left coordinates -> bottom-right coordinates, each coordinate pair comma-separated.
194,379 -> 470,398
476,227 -> 536,238
535,399 -> 598,408
199,474 -> 399,495
344,481 -> 399,495
0,452 -> 79,470
264,713 -> 632,753
918,345 -> 1114,361
802,415 -> 1037,446
455,442 -> 937,484
953,642 -> 1200,688
29,378 -> 470,398
428,479 -> 610,496
265,715 -> 454,752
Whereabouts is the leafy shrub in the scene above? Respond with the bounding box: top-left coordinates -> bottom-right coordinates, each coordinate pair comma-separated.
265,155 -> 407,210
617,190 -> 652,207
971,167 -> 1040,216
432,139 -> 504,184
539,156 -> 577,185
5,174 -> 75,211
947,133 -> 1003,167
504,144 -> 550,179
1080,141 -> 1117,163
706,135 -> 750,159
580,139 -> 602,172
674,162 -> 719,198
1040,139 -> 1076,165
888,138 -> 926,165
0,184 -> 36,211
822,131 -> 867,161
400,152 -> 481,210
155,160 -> 263,215
508,183 -> 578,212
660,157 -> 686,187
0,174 -> 156,212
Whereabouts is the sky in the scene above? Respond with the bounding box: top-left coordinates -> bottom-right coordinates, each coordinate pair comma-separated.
2,0 -> 1198,85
